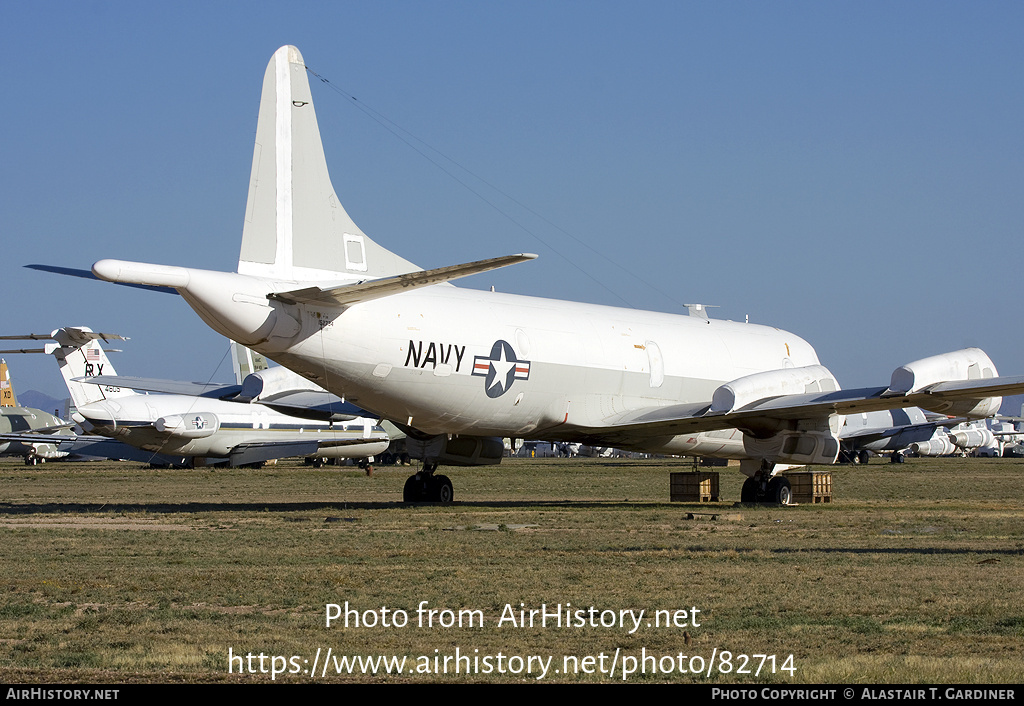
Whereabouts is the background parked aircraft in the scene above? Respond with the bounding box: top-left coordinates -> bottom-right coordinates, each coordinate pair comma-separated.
1,327 -> 389,468
0,359 -> 67,464
838,407 -> 964,463
945,418 -> 1022,457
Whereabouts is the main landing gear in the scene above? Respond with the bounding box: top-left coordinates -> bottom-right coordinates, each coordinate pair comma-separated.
837,449 -> 871,465
740,463 -> 792,505
402,463 -> 454,503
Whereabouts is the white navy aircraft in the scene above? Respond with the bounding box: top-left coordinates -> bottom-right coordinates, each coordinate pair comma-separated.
2,326 -> 389,468
38,46 -> 1024,503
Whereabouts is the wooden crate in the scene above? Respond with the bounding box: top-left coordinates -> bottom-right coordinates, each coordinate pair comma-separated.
785,470 -> 832,503
670,472 -> 720,502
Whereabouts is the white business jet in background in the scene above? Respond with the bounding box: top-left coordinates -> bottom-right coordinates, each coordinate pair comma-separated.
2,327 -> 388,468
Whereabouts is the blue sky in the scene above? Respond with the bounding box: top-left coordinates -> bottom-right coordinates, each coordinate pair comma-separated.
3,2 -> 1023,400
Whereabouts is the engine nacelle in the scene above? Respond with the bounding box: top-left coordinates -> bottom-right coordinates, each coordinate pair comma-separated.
888,348 -> 1001,419
711,365 -> 839,414
950,428 -> 995,450
155,413 -> 220,439
889,348 -> 997,394
909,436 -> 956,456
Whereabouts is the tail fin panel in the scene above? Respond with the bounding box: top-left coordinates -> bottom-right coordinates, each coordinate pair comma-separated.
231,341 -> 269,385
45,328 -> 134,409
239,45 -> 420,282
1,360 -> 17,407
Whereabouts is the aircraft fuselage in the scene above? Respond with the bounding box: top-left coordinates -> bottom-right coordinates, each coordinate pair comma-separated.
77,393 -> 388,459
0,407 -> 64,460
178,273 -> 821,457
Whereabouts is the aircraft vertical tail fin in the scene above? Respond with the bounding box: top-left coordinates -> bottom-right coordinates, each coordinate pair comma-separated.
230,341 -> 268,384
45,328 -> 133,409
238,45 -> 420,282
0,360 -> 17,407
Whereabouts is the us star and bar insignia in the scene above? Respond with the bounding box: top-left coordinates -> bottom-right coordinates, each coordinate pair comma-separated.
472,340 -> 531,398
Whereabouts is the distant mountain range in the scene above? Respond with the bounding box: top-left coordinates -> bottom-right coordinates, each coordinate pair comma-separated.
1002,394 -> 1024,419
17,390 -> 67,417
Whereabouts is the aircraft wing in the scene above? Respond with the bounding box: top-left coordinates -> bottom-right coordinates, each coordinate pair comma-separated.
0,431 -> 83,444
565,375 -> 1024,443
0,431 -> 192,464
57,438 -> 191,465
839,422 -> 935,442
840,415 -> 966,441
252,391 -> 368,421
227,436 -> 386,467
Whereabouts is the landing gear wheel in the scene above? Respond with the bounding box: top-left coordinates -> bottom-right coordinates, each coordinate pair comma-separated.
740,477 -> 758,503
402,469 -> 453,503
766,476 -> 792,505
858,450 -> 870,465
432,475 -> 453,504
403,474 -> 426,502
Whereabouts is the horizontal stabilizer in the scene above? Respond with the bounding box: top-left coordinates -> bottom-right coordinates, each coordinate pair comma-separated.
25,265 -> 179,295
0,334 -> 52,341
269,253 -> 538,306
84,375 -> 243,399
0,328 -> 126,344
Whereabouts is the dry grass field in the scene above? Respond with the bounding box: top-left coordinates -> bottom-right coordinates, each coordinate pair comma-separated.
0,455 -> 1020,683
